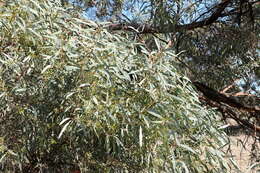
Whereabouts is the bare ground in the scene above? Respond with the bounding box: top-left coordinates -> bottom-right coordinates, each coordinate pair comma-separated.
224,119 -> 260,173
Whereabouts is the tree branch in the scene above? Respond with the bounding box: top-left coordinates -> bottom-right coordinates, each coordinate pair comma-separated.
193,81 -> 260,134
193,81 -> 260,113
108,0 -> 232,33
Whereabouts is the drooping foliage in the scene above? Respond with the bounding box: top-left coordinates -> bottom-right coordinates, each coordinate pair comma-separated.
63,0 -> 260,170
0,0 -> 232,172
69,0 -> 259,91
68,1 -> 260,142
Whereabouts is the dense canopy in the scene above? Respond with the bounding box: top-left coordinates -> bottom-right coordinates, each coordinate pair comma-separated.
0,0 -> 259,172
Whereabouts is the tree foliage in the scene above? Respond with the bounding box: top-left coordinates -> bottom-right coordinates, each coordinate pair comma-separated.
0,0 -> 234,172
70,0 -> 260,139
71,0 -> 259,89
68,0 -> 260,170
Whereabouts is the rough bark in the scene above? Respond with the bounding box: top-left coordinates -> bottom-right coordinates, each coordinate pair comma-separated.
193,81 -> 260,134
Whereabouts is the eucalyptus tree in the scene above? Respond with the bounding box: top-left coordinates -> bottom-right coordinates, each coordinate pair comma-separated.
0,0 -> 243,172
66,0 -> 260,148
62,0 -> 260,170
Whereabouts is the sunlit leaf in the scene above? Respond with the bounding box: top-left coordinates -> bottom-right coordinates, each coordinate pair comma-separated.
58,120 -> 71,139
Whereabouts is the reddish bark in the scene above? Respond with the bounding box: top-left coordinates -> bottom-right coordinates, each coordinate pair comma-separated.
193,81 -> 260,133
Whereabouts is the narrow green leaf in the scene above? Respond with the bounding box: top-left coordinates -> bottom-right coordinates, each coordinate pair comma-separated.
147,110 -> 162,119
58,120 -> 71,139
41,65 -> 52,74
139,126 -> 143,147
